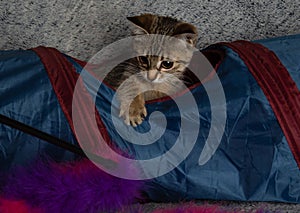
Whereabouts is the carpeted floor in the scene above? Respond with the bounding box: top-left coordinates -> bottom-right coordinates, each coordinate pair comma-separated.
138,201 -> 300,212
1,0 -> 300,61
1,1 -> 300,212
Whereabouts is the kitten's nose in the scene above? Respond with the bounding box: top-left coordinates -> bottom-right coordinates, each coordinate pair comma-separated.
147,70 -> 159,81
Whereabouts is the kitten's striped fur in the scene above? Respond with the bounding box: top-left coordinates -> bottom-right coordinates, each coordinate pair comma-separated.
104,14 -> 198,126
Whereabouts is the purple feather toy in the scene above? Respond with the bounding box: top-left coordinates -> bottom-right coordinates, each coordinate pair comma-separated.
2,158 -> 144,213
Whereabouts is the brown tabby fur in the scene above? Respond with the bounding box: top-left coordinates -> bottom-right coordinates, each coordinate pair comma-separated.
104,14 -> 198,126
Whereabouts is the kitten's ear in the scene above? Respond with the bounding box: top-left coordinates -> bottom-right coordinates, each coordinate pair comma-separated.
173,22 -> 198,46
127,14 -> 154,35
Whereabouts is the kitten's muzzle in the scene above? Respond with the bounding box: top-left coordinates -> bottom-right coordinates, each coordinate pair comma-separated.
147,70 -> 161,82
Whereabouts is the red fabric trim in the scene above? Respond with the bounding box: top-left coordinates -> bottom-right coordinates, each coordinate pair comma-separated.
69,56 -> 87,67
31,46 -> 112,149
220,40 -> 300,168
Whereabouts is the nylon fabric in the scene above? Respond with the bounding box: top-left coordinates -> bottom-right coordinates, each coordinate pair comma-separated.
0,35 -> 300,203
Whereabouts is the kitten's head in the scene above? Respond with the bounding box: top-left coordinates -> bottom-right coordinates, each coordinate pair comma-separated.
127,14 -> 198,83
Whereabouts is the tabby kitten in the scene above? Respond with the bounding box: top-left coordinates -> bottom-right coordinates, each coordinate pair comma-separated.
104,14 -> 198,127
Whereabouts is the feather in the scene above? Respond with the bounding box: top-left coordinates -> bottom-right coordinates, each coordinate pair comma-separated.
2,158 -> 144,213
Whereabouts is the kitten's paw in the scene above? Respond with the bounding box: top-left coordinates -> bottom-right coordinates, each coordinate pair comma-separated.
119,102 -> 147,127
129,104 -> 147,127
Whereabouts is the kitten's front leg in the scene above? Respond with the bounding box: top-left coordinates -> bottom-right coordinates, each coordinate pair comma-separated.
119,94 -> 147,127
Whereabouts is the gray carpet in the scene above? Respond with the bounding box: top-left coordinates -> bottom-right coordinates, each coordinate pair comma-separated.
1,0 -> 300,61
1,0 -> 300,212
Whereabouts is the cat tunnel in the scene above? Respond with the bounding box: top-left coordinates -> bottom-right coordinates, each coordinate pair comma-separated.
0,34 -> 300,204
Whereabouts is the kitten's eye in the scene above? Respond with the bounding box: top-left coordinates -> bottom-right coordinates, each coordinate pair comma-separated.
138,56 -> 149,67
161,61 -> 174,70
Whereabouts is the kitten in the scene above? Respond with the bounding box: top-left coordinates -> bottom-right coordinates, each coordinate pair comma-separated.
104,14 -> 198,127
